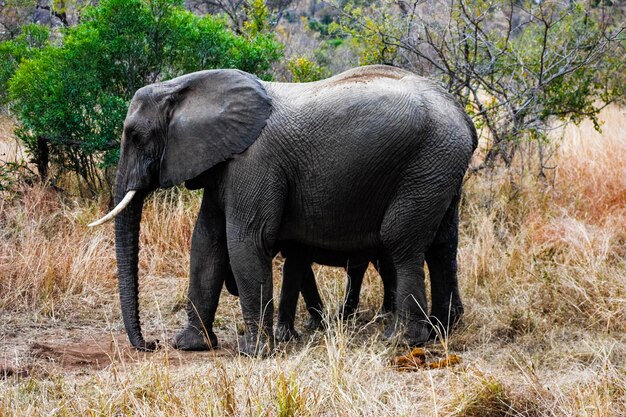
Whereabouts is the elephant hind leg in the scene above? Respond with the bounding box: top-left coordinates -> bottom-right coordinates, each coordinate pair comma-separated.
380,175 -> 458,346
380,218 -> 436,346
426,192 -> 463,337
386,250 -> 430,346
300,265 -> 325,330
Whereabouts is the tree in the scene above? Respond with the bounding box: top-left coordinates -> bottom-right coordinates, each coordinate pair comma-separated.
0,23 -> 49,107
333,0 -> 625,173
192,0 -> 295,34
4,0 -> 282,194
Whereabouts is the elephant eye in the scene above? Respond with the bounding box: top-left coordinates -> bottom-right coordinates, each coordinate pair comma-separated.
129,131 -> 143,149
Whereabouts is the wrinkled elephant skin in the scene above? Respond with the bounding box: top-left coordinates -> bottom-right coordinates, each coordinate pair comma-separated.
101,65 -> 476,356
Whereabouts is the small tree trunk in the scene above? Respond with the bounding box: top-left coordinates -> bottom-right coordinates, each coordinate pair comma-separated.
36,136 -> 49,182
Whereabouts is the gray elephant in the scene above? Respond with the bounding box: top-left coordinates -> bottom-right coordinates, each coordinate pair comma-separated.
89,65 -> 476,355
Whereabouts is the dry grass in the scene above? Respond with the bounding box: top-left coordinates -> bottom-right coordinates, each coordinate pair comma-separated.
0,114 -> 23,162
1,106 -> 625,416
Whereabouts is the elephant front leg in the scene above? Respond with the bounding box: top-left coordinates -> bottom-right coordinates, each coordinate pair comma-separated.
172,193 -> 228,351
228,238 -> 275,357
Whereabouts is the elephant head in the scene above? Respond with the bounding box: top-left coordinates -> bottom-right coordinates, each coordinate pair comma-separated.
89,70 -> 272,351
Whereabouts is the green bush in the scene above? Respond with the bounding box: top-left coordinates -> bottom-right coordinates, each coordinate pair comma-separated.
4,0 -> 282,193
287,57 -> 330,82
0,23 -> 50,106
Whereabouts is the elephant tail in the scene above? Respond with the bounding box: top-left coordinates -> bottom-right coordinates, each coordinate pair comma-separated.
464,111 -> 479,152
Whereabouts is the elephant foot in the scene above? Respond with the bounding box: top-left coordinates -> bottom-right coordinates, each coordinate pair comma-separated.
375,310 -> 394,323
336,312 -> 357,323
430,305 -> 464,338
171,326 -> 218,351
133,339 -> 160,352
383,319 -> 430,347
383,318 -> 401,342
238,331 -> 274,357
336,305 -> 358,321
275,323 -> 300,342
303,314 -> 324,331
383,325 -> 396,342
404,321 -> 431,347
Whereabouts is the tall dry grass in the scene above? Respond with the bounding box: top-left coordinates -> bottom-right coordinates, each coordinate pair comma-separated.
0,186 -> 201,314
1,107 -> 625,416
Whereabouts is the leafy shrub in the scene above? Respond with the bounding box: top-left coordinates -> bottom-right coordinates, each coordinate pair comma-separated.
287,56 -> 330,82
0,23 -> 50,107
4,0 -> 282,194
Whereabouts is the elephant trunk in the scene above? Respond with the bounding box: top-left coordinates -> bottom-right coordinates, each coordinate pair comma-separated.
114,181 -> 156,351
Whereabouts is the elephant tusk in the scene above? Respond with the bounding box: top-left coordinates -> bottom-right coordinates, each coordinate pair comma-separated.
88,190 -> 137,227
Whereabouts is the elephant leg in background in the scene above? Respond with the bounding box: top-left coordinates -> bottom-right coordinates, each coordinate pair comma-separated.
338,263 -> 369,319
341,256 -> 397,319
171,191 -> 229,350
275,257 -> 319,342
378,256 -> 397,315
299,264 -> 325,330
426,193 -> 463,337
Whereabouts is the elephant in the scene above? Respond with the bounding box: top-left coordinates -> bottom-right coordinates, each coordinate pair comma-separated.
89,65 -> 477,356
274,243 -> 396,342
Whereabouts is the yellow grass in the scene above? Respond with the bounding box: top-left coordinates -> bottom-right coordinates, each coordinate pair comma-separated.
0,114 -> 24,162
1,106 -> 625,416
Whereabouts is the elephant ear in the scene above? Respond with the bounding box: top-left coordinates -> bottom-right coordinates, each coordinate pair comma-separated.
159,69 -> 272,188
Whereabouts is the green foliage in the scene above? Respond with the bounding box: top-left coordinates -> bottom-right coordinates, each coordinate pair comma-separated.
4,0 -> 281,193
295,16 -> 346,78
307,18 -> 332,36
330,3 -> 402,66
502,1 -> 621,128
243,0 -> 270,36
0,24 -> 50,106
287,57 -> 330,82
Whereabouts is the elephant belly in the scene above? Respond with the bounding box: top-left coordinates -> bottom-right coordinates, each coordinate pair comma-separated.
277,208 -> 384,252
276,163 -> 400,252
277,240 -> 378,267
274,125 -> 415,251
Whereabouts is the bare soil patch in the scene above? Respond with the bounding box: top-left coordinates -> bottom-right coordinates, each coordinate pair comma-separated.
30,336 -> 143,371
28,335 -> 239,370
2,318 -> 244,378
